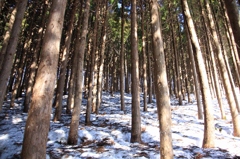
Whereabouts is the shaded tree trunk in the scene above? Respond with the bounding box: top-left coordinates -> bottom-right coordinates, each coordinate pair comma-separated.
120,0 -> 125,111
0,0 -> 28,111
130,0 -> 141,143
0,6 -> 17,70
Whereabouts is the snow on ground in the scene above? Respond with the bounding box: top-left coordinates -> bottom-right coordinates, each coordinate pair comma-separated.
0,91 -> 240,159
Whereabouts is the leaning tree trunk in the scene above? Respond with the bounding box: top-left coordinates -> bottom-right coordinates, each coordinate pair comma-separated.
21,0 -> 67,158
130,0 -> 141,143
223,0 -> 240,58
204,0 -> 240,137
0,6 -> 17,71
182,0 -> 215,148
150,0 -> 173,158
200,7 -> 226,119
23,1 -> 49,112
68,0 -> 90,145
53,0 -> 78,121
0,0 -> 28,111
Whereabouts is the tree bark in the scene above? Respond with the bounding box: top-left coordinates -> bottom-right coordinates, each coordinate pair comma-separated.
120,0 -> 125,111
86,0 -> 100,125
97,0 -> 108,114
182,0 -> 215,148
68,0 -> 90,145
150,0 -> 173,158
141,0 -> 147,112
130,0 -> 141,143
23,0 -> 49,112
21,0 -> 67,158
204,0 -> 240,137
0,0 -> 28,111
53,0 -> 78,121
0,6 -> 17,70
223,0 -> 240,58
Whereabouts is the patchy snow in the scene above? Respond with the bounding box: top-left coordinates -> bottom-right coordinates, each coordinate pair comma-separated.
0,91 -> 240,159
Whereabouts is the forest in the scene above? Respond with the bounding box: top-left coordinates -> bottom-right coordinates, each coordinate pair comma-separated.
0,0 -> 240,158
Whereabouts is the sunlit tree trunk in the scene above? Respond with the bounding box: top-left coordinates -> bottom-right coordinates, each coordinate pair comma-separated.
150,0 -> 173,158
67,0 -> 90,144
182,0 -> 215,148
53,0 -> 77,121
130,0 -> 141,143
185,22 -> 203,120
23,1 -> 49,112
21,0 -> 67,158
223,0 -> 240,58
204,0 -> 240,137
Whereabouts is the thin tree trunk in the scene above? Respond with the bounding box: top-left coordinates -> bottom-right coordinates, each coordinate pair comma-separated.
130,0 -> 141,143
21,0 -> 67,157
68,0 -> 90,145
147,42 -> 153,104
120,0 -> 125,111
141,0 -> 147,112
182,0 -> 215,147
150,0 -> 173,158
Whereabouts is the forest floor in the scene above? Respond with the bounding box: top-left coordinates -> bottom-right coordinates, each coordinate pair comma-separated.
0,91 -> 240,159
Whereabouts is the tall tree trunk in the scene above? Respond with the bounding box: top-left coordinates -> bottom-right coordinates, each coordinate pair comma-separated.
223,0 -> 240,58
68,0 -> 90,145
141,0 -> 147,112
185,21 -> 203,120
120,0 -> 125,111
220,0 -> 240,87
21,0 -> 67,158
150,0 -> 173,158
182,0 -> 215,148
201,5 -> 226,119
147,40 -> 153,103
10,38 -> 29,108
204,0 -> 240,137
86,0 -> 100,125
96,0 -> 108,114
53,0 -> 78,121
130,0 -> 141,143
0,6 -> 17,70
23,0 -> 49,112
0,0 -> 28,111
